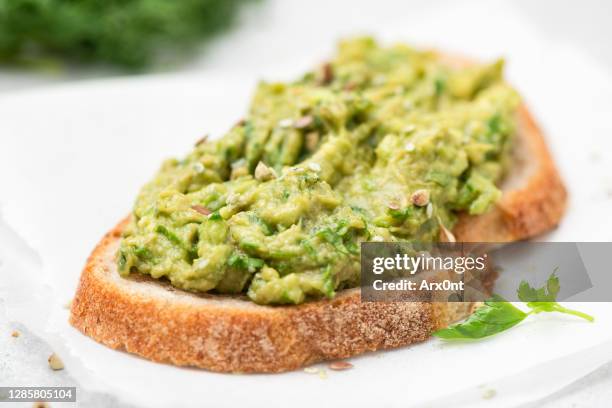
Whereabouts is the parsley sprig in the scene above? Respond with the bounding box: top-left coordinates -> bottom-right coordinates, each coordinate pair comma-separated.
434,272 -> 594,340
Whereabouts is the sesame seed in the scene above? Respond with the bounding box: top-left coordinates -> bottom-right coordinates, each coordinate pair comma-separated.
191,205 -> 211,216
387,201 -> 401,210
319,63 -> 334,85
438,217 -> 456,243
308,162 -> 321,172
254,161 -> 277,181
196,258 -> 209,269
194,134 -> 209,146
305,131 -> 320,151
403,124 -> 416,133
226,193 -> 238,202
193,162 -> 205,173
373,74 -> 386,85
294,115 -> 314,129
278,118 -> 293,128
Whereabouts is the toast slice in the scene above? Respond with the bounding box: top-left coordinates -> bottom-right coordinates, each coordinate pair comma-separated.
70,220 -> 481,373
69,100 -> 566,373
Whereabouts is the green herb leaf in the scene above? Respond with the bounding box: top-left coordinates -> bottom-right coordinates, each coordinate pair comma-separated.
227,251 -> 264,273
208,211 -> 223,221
316,218 -> 360,255
388,207 -> 413,220
320,265 -> 336,299
134,246 -> 153,260
518,269 -> 594,321
434,271 -> 594,341
155,225 -> 197,261
433,295 -> 528,339
517,269 -> 560,303
434,77 -> 446,97
117,250 -> 128,271
300,239 -> 318,259
155,225 -> 183,246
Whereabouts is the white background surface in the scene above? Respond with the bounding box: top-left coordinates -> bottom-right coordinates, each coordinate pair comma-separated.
1,1 -> 612,407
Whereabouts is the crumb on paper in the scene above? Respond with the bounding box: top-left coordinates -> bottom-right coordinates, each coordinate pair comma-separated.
64,299 -> 73,309
303,366 -> 327,379
482,388 -> 496,399
303,367 -> 318,374
48,353 -> 64,371
11,330 -> 20,338
329,361 -> 353,371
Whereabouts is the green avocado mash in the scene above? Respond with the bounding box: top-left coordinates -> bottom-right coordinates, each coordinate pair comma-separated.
118,37 -> 520,305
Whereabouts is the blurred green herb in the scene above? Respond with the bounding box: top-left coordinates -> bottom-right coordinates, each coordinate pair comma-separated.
0,0 -> 256,69
434,271 -> 594,340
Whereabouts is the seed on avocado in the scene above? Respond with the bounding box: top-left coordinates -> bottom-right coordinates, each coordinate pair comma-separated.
411,189 -> 430,207
254,161 -> 277,181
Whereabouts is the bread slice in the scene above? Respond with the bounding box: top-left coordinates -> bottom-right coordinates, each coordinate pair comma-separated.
70,219 -> 483,373
69,66 -> 567,373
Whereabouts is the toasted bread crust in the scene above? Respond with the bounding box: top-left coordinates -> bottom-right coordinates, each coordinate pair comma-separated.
70,219 -> 479,373
70,77 -> 567,373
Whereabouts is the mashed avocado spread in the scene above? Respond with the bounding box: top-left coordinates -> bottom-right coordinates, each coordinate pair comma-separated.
118,38 -> 520,305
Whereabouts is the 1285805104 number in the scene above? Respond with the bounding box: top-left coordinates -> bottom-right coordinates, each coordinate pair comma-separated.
0,387 -> 76,402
